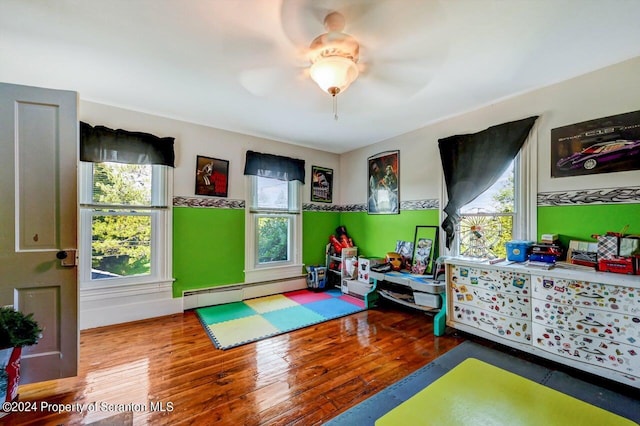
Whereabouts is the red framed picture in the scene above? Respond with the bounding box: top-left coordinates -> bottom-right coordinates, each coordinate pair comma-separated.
195,155 -> 229,197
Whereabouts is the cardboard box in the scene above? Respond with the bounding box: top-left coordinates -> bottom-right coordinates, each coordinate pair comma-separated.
567,240 -> 598,267
597,235 -> 619,260
357,257 -> 384,283
620,237 -> 640,257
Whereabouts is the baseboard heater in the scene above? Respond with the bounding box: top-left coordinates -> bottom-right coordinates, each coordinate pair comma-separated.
183,275 -> 306,310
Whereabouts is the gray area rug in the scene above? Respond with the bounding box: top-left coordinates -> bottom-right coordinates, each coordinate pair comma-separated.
324,340 -> 640,425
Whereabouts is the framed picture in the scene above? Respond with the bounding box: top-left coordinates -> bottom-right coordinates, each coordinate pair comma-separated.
551,109 -> 640,178
311,165 -> 333,203
195,155 -> 229,197
411,226 -> 439,276
368,150 -> 399,214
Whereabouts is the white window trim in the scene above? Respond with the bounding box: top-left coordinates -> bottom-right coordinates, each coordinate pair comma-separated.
244,176 -> 303,283
515,126 -> 537,241
78,162 -> 173,291
440,127 -> 537,256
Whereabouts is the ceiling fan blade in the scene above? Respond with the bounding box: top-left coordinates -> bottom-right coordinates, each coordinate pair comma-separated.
239,66 -> 329,112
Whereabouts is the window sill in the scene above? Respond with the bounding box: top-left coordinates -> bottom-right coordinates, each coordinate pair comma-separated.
244,264 -> 304,284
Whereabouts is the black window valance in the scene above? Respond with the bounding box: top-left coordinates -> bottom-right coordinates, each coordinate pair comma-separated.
244,150 -> 305,184
439,116 -> 538,249
80,121 -> 175,167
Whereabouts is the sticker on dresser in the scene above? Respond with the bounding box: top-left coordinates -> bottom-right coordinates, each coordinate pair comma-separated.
532,276 -> 640,315
452,304 -> 531,344
450,265 -> 530,295
452,285 -> 530,319
532,323 -> 639,382
532,298 -> 640,346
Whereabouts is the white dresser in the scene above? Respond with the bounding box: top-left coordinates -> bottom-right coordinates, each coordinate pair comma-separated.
446,258 -> 640,388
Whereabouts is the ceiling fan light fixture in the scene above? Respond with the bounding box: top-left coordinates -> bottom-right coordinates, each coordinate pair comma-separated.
309,55 -> 359,96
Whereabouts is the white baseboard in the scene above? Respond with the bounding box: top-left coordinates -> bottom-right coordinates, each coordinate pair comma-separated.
80,281 -> 183,330
183,277 -> 306,310
79,277 -> 307,328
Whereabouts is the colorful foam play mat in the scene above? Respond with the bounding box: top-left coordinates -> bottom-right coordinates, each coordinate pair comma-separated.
196,288 -> 366,350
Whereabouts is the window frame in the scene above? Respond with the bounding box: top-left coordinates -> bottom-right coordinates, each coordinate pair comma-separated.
442,132 -> 537,257
78,161 -> 173,289
244,175 -> 303,283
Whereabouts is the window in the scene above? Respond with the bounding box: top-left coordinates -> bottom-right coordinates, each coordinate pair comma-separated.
245,175 -> 302,283
79,161 -> 172,287
449,139 -> 535,259
458,161 -> 515,259
439,116 -> 537,258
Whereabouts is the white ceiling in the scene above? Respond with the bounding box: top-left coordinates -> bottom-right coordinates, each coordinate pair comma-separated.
2,0 -> 640,154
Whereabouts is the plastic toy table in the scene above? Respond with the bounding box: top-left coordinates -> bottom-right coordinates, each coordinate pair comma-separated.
369,270 -> 447,336
376,358 -> 635,426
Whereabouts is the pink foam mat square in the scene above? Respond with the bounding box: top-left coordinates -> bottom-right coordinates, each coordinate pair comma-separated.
285,289 -> 332,304
339,294 -> 365,308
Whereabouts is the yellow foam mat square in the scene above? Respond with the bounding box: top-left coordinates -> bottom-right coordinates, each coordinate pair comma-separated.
376,358 -> 635,426
244,294 -> 299,313
207,315 -> 279,348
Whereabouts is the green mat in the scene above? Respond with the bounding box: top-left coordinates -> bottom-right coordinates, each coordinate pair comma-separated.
326,340 -> 639,425
377,358 -> 635,425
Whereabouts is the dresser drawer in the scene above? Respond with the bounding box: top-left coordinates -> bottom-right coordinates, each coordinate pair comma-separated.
452,302 -> 531,344
532,275 -> 640,316
532,298 -> 640,348
532,323 -> 640,380
452,283 -> 530,320
450,265 -> 530,295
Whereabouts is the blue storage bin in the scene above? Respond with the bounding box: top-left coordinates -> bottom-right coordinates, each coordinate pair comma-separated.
505,240 -> 533,262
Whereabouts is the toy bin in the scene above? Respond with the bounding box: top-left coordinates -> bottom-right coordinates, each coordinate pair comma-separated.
505,241 -> 533,262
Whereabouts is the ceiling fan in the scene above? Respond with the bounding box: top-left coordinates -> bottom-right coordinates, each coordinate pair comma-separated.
239,0 -> 448,116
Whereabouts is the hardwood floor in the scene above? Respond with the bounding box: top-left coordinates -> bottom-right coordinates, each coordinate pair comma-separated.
5,301 -> 465,425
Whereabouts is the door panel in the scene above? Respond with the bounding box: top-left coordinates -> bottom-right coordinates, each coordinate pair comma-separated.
17,101 -> 61,250
0,82 -> 78,383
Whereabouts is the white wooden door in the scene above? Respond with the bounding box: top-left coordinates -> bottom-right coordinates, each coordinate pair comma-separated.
0,82 -> 78,382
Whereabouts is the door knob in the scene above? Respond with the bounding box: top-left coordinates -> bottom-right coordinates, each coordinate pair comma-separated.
57,249 -> 77,266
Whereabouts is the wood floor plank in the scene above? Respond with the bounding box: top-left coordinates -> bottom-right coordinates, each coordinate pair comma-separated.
4,303 -> 465,425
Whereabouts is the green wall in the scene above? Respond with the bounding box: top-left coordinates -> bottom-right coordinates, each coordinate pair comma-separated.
538,203 -> 640,248
173,202 -> 638,297
339,210 -> 440,258
302,211 -> 342,267
173,207 -> 341,297
173,207 -> 245,297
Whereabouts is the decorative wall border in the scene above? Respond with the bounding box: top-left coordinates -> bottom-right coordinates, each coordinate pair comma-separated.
173,197 -> 440,211
538,186 -> 640,206
173,196 -> 244,209
333,204 -> 366,212
174,191 -> 639,210
401,199 -> 440,210
302,203 -> 342,212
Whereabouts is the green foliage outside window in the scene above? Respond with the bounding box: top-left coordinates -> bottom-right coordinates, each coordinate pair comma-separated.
257,216 -> 289,263
91,163 -> 152,277
492,174 -> 514,259
459,173 -> 514,259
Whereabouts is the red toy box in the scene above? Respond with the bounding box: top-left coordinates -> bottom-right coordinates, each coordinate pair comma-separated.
598,257 -> 635,275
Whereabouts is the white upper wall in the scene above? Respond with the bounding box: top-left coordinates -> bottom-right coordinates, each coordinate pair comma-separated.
79,102 -> 340,202
79,56 -> 639,206
340,56 -> 640,204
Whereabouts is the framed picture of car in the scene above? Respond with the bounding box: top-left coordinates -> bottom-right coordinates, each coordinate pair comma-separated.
551,109 -> 640,177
